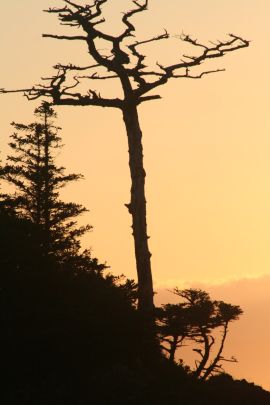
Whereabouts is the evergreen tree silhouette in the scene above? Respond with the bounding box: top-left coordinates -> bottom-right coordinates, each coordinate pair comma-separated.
1,102 -> 91,261
0,0 -> 249,315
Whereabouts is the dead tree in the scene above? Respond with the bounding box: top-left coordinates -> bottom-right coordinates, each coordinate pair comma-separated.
0,0 -> 249,314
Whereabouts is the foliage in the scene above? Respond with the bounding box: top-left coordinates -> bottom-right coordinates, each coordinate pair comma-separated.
0,207 -> 268,404
0,207 -> 150,404
0,3 -> 266,403
0,102 -> 91,261
156,303 -> 190,362
0,0 -> 249,313
157,288 -> 243,379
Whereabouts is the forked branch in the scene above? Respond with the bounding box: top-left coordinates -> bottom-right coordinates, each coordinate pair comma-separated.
134,33 -> 249,98
0,1 -> 249,108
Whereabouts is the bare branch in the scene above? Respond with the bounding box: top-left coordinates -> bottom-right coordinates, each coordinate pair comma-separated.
127,30 -> 169,84
55,96 -> 122,108
221,356 -> 238,363
172,68 -> 225,79
92,18 -> 105,27
128,30 -> 169,62
139,95 -> 161,103
91,0 -> 108,20
0,69 -> 122,109
166,33 -> 250,74
62,76 -> 80,93
132,33 -> 249,98
63,0 -> 84,10
44,7 -> 69,15
43,34 -> 87,41
1,2 -> 249,111
193,348 -> 204,359
175,33 -> 208,50
77,73 -> 118,80
44,0 -> 111,38
209,335 -> 215,348
119,0 -> 148,40
0,88 -> 31,94
53,63 -> 101,71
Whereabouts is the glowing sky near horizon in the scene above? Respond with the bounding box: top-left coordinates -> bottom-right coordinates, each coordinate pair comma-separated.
1,1 -> 270,387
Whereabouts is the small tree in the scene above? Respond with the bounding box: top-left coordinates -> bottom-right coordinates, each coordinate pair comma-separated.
0,0 -> 249,313
159,288 -> 243,379
1,102 -> 91,261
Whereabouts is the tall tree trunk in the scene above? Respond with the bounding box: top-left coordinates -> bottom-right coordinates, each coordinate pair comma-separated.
122,103 -> 154,314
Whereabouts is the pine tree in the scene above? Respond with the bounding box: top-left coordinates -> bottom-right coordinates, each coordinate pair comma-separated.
0,0 -> 249,314
1,102 -> 91,261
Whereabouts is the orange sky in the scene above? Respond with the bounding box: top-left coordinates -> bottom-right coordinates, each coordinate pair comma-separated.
1,0 -> 270,390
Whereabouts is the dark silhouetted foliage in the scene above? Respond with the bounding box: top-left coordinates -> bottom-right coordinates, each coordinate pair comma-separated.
156,303 -> 190,362
0,0 -> 249,314
0,208 -> 268,404
0,102 -> 91,261
0,209 -> 141,403
157,288 -> 243,380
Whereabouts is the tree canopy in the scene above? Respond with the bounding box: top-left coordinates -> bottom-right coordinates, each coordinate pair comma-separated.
0,0 -> 249,314
1,102 -> 91,261
157,288 -> 243,380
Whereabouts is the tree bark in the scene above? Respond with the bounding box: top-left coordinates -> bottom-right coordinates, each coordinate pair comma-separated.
202,322 -> 228,380
195,331 -> 211,378
122,103 -> 154,314
169,337 -> 178,363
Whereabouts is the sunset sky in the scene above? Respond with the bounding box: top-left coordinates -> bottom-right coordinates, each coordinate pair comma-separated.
1,0 -> 270,390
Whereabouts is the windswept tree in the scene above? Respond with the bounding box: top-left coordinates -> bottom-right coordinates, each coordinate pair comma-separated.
0,1 -> 249,313
171,288 -> 243,380
157,289 -> 242,379
1,102 -> 91,261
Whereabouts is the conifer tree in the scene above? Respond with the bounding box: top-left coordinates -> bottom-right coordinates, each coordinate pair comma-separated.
1,0 -> 249,315
1,102 -> 91,261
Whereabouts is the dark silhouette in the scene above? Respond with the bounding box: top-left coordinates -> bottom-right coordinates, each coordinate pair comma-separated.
157,288 -> 243,380
1,3 -> 268,402
0,214 -> 269,404
0,169 -> 269,403
0,0 -> 249,315
0,209 -> 140,403
201,300 -> 242,380
156,303 -> 189,363
0,102 -> 91,261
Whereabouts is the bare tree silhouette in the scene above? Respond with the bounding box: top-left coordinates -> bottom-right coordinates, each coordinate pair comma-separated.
0,0 -> 249,314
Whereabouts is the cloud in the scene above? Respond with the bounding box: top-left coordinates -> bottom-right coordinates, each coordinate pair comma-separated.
155,273 -> 270,304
